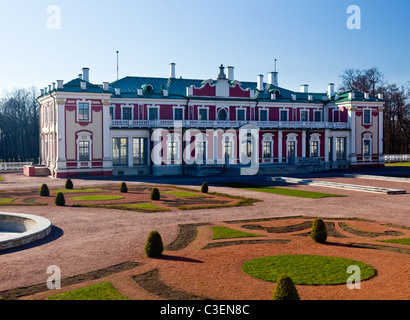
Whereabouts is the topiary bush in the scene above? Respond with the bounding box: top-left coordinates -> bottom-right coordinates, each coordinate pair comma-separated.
65,179 -> 73,190
311,218 -> 327,243
145,230 -> 164,258
120,182 -> 128,193
55,192 -> 66,206
273,274 -> 300,300
150,187 -> 160,200
40,184 -> 50,197
201,182 -> 209,193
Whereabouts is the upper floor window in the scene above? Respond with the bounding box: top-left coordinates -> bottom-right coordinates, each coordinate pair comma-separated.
217,109 -> 228,121
301,110 -> 308,122
260,109 -> 268,122
314,110 -> 321,122
198,108 -> 208,121
149,108 -> 158,120
110,106 -> 114,120
122,107 -> 132,120
363,109 -> 371,125
78,102 -> 90,121
237,109 -> 246,121
174,108 -> 184,120
280,110 -> 288,122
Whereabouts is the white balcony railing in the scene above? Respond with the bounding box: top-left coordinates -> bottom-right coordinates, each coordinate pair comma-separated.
110,120 -> 350,130
0,162 -> 32,171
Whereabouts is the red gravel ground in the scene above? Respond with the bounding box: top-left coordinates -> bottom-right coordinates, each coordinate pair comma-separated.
0,172 -> 409,300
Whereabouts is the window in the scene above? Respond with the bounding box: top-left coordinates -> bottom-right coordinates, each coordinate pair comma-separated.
198,108 -> 208,121
122,107 -> 132,120
363,109 -> 371,125
78,103 -> 90,121
314,110 -> 321,122
260,109 -> 268,122
224,137 -> 231,160
196,141 -> 206,162
336,137 -> 346,160
110,106 -> 114,120
301,110 -> 308,122
280,110 -> 288,122
363,139 -> 371,156
168,141 -> 177,161
310,141 -> 319,157
133,138 -> 148,165
149,108 -> 158,120
287,141 -> 296,157
174,108 -> 184,120
241,134 -> 252,158
78,141 -> 90,161
112,138 -> 128,166
217,109 -> 228,121
237,109 -> 246,121
263,141 -> 272,158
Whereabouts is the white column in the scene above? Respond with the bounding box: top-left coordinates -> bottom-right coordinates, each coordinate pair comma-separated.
324,129 -> 330,162
278,131 -> 283,163
56,98 -> 66,170
349,106 -> 357,163
302,131 -> 306,158
102,100 -> 112,169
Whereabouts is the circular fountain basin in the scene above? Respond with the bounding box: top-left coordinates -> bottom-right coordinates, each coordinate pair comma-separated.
0,212 -> 52,250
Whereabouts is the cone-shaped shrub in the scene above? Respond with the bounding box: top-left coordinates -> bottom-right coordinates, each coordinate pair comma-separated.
65,179 -> 73,190
311,218 -> 327,243
120,182 -> 128,193
273,274 -> 300,300
201,182 -> 209,193
40,184 -> 50,197
145,230 -> 164,258
150,187 -> 160,200
55,192 -> 66,206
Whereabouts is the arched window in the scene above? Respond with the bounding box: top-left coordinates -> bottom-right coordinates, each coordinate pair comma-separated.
217,108 -> 228,121
363,133 -> 372,157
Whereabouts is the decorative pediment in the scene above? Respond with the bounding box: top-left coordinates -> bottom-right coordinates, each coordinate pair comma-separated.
187,79 -> 253,99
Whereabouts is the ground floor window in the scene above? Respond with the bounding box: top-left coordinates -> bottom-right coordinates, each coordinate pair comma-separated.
113,138 -> 128,166
241,134 -> 253,158
310,141 -> 319,157
363,139 -> 371,156
336,137 -> 346,160
168,140 -> 177,161
287,141 -> 296,157
263,141 -> 272,158
133,137 -> 148,165
78,141 -> 90,161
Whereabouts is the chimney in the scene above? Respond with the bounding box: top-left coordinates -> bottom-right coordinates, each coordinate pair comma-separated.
40,89 -> 44,95
268,72 -> 278,86
52,82 -> 56,91
78,74 -> 82,80
328,83 -> 335,98
300,84 -> 309,93
169,63 -> 176,79
57,80 -> 64,89
103,82 -> 109,91
82,68 -> 90,82
227,66 -> 234,81
257,74 -> 264,91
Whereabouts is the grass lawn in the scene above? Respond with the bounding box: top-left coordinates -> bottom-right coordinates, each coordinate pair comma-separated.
217,182 -> 346,199
47,282 -> 131,300
385,162 -> 410,167
211,226 -> 263,240
0,198 -> 15,204
53,188 -> 100,194
162,190 -> 203,197
242,254 -> 376,285
377,238 -> 410,245
0,177 -> 4,181
71,195 -> 125,201
120,202 -> 168,211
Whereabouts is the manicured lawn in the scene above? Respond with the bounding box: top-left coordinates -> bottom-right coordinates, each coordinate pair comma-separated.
47,282 -> 131,300
121,202 -> 167,211
217,182 -> 346,199
53,188 -> 100,194
71,195 -> 125,201
0,198 -> 15,204
163,190 -> 203,197
377,238 -> 410,245
385,162 -> 410,167
242,254 -> 376,285
0,177 -> 4,181
211,226 -> 263,240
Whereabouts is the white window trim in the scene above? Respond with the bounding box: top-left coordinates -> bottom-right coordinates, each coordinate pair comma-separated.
197,106 -> 209,121
194,133 -> 209,164
300,109 -> 309,122
309,133 -> 321,157
110,104 -> 115,120
279,108 -> 289,122
121,104 -> 134,121
313,109 -> 322,122
262,133 -> 274,159
286,133 -> 298,158
77,101 -> 91,122
173,106 -> 185,120
147,105 -> 160,121
259,107 -> 269,122
76,132 -> 92,167
166,133 -> 182,164
217,107 -> 229,121
363,133 -> 372,158
236,107 -> 247,121
332,108 -> 340,123
363,108 -> 372,125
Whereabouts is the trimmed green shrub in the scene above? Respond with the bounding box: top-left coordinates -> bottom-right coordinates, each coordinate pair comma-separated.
311,218 -> 327,243
55,192 -> 66,206
145,230 -> 164,258
40,184 -> 50,197
273,274 -> 300,300
65,179 -> 73,190
201,182 -> 209,193
120,182 -> 128,193
150,187 -> 160,200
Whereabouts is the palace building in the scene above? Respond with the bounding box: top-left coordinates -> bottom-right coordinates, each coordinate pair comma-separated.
33,63 -> 385,178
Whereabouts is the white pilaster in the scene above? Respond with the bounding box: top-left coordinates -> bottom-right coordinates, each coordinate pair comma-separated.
278,131 -> 283,163
302,131 -> 306,158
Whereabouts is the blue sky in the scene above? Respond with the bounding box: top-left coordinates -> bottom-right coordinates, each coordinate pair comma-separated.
0,0 -> 409,94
